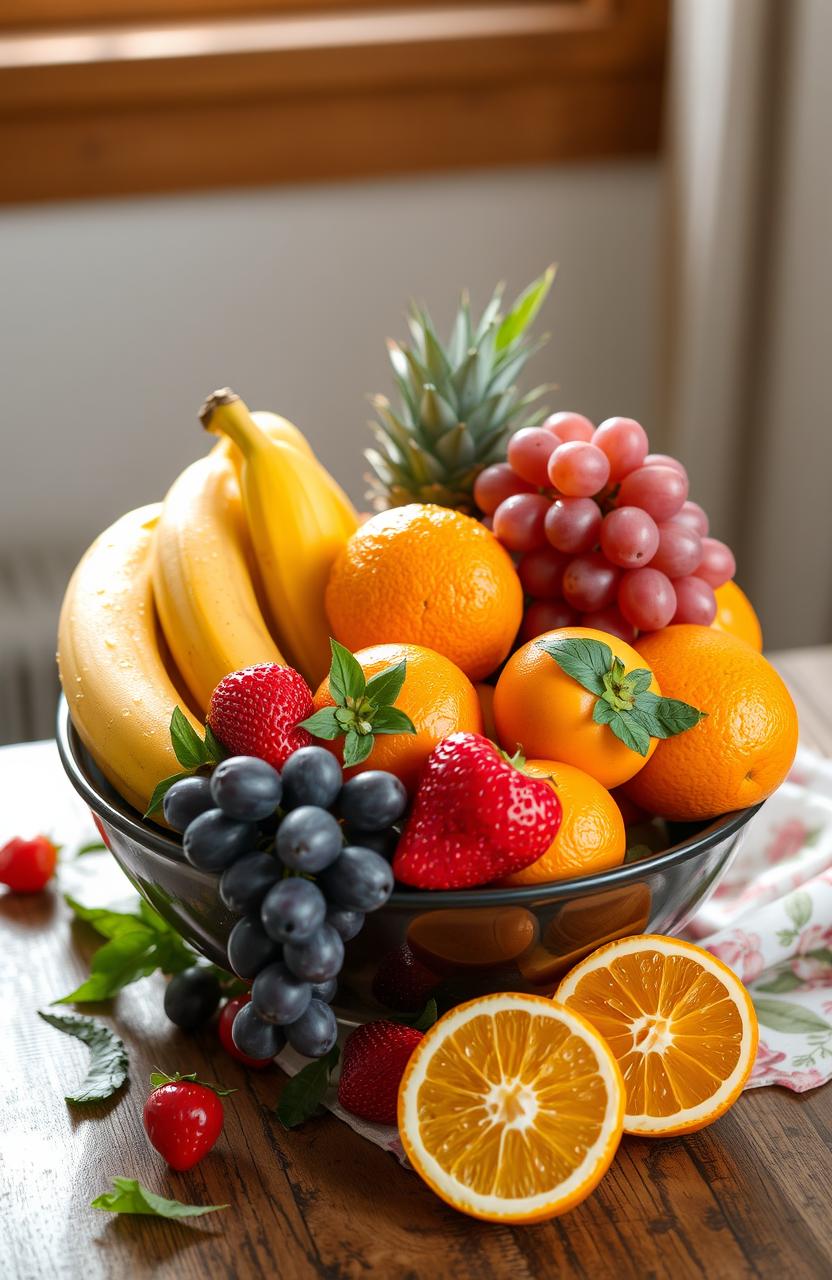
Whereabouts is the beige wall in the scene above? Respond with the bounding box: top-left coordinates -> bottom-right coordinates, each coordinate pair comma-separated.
0,161 -> 660,566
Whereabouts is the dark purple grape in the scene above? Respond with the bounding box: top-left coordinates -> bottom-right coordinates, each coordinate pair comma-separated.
311,977 -> 338,1003
319,846 -> 394,912
163,776 -> 214,832
326,906 -> 365,942
275,806 -> 342,873
285,999 -> 338,1058
284,924 -> 344,984
280,746 -> 343,811
227,913 -> 281,979
261,877 -> 326,945
210,755 -> 282,822
163,966 -> 221,1030
252,961 -> 311,1025
219,851 -> 281,915
183,809 -> 255,872
338,772 -> 407,832
232,1001 -> 285,1059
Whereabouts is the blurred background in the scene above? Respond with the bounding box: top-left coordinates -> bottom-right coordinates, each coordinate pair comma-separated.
1,0 -> 829,743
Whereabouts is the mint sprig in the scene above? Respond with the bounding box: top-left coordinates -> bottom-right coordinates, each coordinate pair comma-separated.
37,1010 -> 128,1103
144,707 -> 227,819
91,1177 -> 227,1219
538,636 -> 705,757
276,1044 -> 340,1129
300,639 -> 416,768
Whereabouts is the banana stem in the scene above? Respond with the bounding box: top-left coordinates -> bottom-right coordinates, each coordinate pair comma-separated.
199,388 -> 269,458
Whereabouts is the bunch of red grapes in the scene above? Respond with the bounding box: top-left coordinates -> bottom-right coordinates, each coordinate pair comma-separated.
474,413 -> 736,644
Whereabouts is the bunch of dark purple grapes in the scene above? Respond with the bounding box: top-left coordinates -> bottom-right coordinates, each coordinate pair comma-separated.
163,746 -> 405,1060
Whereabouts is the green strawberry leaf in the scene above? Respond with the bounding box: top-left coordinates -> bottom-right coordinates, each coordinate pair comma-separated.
276,1045 -> 340,1129
371,706 -> 417,736
365,659 -> 408,709
606,710 -> 653,757
328,639 -> 366,704
299,708 -> 343,740
343,730 -> 375,768
91,1177 -> 227,1218
37,1010 -> 128,1103
170,707 -> 211,769
537,636 -> 611,696
203,724 -> 227,762
149,1069 -> 235,1097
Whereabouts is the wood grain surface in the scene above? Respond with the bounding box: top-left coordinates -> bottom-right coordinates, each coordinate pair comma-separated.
2,649 -> 831,1280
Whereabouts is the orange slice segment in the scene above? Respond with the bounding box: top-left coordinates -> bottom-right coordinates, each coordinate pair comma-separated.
397,993 -> 624,1223
556,934 -> 758,1136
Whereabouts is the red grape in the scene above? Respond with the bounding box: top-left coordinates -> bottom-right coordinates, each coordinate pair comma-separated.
642,453 -> 688,478
507,428 -> 559,487
580,606 -> 637,644
562,553 -> 621,612
650,521 -> 702,578
492,493 -> 550,552
599,506 -> 659,569
592,417 -> 649,481
517,547 -> 568,599
520,599 -> 580,642
616,465 -> 688,521
544,497 -> 602,555
547,442 -> 611,498
696,537 -> 736,588
474,462 -> 534,515
542,412 -> 595,443
618,568 -> 677,631
672,576 -> 717,625
672,500 -> 709,537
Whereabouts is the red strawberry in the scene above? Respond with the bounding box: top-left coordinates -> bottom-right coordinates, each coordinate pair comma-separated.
338,1020 -> 423,1126
393,732 -> 561,889
208,664 -> 313,770
371,944 -> 441,1012
143,1072 -> 227,1171
0,835 -> 57,893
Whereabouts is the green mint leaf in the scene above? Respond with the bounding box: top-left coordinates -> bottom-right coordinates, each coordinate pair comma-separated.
592,699 -> 617,728
328,639 -> 366,704
298,707 -> 343,740
606,710 -> 652,757
537,636 -> 611,696
411,998 -> 438,1032
633,692 -> 706,739
365,659 -> 407,709
38,1010 -> 128,1103
169,707 -> 209,769
623,844 -> 654,865
625,668 -> 654,696
75,840 -> 107,857
91,1177 -> 227,1218
137,899 -> 171,932
154,931 -> 200,976
55,929 -> 162,1003
64,894 -> 148,941
495,264 -> 555,351
203,724 -> 227,763
276,1045 -> 340,1129
371,706 -> 417,737
343,730 -> 374,768
144,771 -> 193,820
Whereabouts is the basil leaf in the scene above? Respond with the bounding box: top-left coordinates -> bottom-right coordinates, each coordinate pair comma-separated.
371,706 -> 417,736
328,639 -> 366,704
635,692 -> 706,738
55,929 -> 162,1003
343,730 -> 375,768
169,707 -> 210,770
91,1177 -> 227,1218
276,1045 -> 340,1129
365,660 -> 407,709
606,710 -> 652,757
38,1010 -> 128,1103
537,636 -> 611,695
299,707 -> 343,740
64,894 -> 149,940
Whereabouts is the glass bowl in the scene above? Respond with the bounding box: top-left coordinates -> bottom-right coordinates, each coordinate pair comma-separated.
56,697 -> 760,1022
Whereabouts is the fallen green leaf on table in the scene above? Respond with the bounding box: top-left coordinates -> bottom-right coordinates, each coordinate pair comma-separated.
37,1010 -> 128,1103
91,1177 -> 228,1218
276,1045 -> 340,1129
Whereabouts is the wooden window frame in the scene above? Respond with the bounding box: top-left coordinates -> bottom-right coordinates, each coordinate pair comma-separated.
0,0 -> 668,204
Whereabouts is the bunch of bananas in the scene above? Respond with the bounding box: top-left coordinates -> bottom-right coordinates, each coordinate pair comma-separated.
57,393 -> 358,815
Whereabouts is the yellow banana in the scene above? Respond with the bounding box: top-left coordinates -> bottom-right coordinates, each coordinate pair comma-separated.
153,449 -> 285,712
58,504 -> 202,816
201,389 -> 358,687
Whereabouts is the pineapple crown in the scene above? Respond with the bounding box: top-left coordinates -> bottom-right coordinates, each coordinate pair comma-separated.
366,265 -> 556,513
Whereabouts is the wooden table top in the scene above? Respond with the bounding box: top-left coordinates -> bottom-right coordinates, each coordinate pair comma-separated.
3,647 -> 832,1280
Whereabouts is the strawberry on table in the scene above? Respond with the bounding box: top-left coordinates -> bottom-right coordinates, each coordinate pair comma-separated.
143,1070 -> 231,1171
0,835 -> 57,893
208,663 -> 314,770
337,1021 -> 423,1126
392,733 -> 562,889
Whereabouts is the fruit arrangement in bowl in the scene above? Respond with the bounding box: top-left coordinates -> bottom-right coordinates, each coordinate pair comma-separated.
56,268 -> 796,1091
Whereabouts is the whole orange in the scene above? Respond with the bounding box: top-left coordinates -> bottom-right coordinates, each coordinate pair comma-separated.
325,504 -> 522,681
626,626 -> 797,820
493,627 -> 660,789
712,580 -> 763,652
312,642 -> 481,792
502,761 -> 626,885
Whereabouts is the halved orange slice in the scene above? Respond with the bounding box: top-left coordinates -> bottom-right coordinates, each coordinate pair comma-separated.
398,993 -> 624,1223
556,934 -> 758,1136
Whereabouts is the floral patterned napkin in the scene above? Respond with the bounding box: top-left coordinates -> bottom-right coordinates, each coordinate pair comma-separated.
687,746 -> 832,1091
